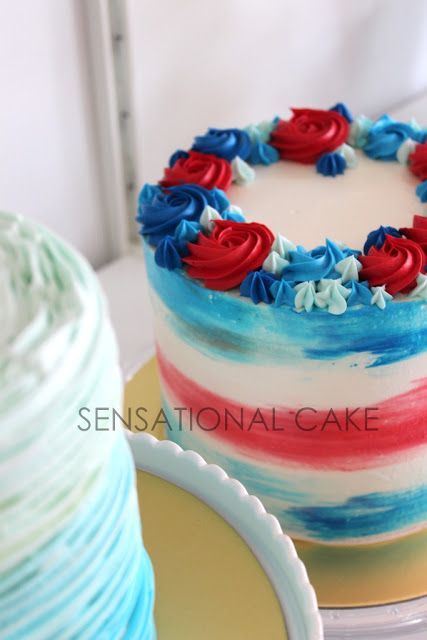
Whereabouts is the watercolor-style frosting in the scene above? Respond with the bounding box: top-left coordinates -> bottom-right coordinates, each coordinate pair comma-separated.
0,212 -> 155,638
140,106 -> 427,547
144,231 -> 427,545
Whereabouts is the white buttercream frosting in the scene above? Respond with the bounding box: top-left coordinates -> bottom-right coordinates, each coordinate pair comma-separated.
228,150 -> 420,249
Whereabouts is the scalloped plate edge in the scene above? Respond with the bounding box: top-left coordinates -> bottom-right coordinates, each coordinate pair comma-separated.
127,431 -> 323,640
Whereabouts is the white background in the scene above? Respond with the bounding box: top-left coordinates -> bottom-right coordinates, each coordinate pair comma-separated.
0,1 -> 113,267
126,0 -> 427,185
1,0 -> 427,266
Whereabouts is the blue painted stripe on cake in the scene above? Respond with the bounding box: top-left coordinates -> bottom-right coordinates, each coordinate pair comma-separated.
284,485 -> 427,542
164,404 -> 427,544
144,242 -> 427,367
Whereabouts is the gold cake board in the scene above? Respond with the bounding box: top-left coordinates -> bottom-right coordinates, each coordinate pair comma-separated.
125,357 -> 427,610
136,471 -> 287,640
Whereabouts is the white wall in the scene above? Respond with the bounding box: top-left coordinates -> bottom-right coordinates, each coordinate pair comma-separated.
126,0 -> 427,186
0,0 -> 112,267
2,1 -> 427,265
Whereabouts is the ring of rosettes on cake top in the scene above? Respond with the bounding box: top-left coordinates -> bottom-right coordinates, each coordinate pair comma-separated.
137,103 -> 427,315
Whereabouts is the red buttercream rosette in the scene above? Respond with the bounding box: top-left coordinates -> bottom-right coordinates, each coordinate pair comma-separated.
400,214 -> 427,260
270,108 -> 349,164
183,220 -> 274,291
161,150 -> 232,191
409,143 -> 427,181
359,234 -> 424,295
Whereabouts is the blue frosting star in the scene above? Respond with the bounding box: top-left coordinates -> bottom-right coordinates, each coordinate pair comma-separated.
247,141 -> 280,166
270,280 -> 296,307
363,225 -> 401,254
316,152 -> 347,177
416,180 -> 427,203
154,236 -> 188,270
345,280 -> 372,306
329,102 -> 353,123
282,239 -> 347,282
222,210 -> 246,223
169,149 -> 189,167
174,220 -> 201,243
240,270 -> 277,304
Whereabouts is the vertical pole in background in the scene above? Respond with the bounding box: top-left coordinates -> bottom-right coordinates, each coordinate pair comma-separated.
79,0 -> 137,260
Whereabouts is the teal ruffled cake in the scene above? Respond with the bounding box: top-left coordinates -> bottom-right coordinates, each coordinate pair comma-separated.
0,212 -> 155,639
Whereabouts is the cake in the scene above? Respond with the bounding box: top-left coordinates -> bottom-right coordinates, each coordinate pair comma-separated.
137,104 -> 427,550
0,212 -> 155,638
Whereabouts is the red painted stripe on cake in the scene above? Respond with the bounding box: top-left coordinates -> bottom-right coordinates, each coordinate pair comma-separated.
156,347 -> 427,470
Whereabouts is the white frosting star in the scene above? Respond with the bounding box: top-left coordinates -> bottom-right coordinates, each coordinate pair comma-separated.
396,139 -> 417,165
227,204 -> 244,217
409,274 -> 427,300
262,251 -> 289,277
370,285 -> 393,309
337,143 -> 358,169
272,234 -> 296,260
315,279 -> 350,315
231,156 -> 255,186
199,205 -> 221,232
294,281 -> 316,313
335,255 -> 362,283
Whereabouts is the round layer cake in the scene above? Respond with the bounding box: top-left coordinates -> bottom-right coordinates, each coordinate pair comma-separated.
0,212 -> 155,638
138,105 -> 427,547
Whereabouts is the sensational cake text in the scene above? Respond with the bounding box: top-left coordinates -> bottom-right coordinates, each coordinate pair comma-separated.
77,406 -> 380,432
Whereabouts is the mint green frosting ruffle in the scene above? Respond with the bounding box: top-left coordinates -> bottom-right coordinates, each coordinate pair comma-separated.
0,212 -> 155,639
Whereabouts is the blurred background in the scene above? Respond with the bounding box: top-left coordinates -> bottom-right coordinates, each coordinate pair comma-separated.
1,0 -> 427,269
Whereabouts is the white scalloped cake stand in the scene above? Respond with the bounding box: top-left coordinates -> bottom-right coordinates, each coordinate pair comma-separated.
128,431 -> 427,640
127,432 -> 323,640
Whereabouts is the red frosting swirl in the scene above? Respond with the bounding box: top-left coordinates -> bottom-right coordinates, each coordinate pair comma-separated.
359,234 -> 424,295
409,143 -> 427,181
183,220 -> 274,291
161,150 -> 232,191
270,108 -> 349,164
400,214 -> 427,260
